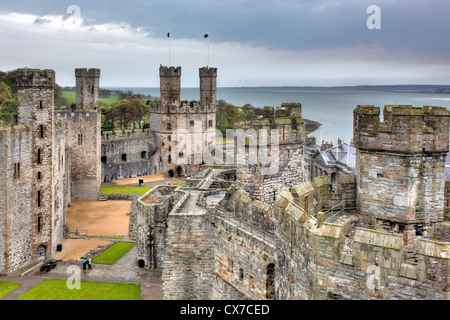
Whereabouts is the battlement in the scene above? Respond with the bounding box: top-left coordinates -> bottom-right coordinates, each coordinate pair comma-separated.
199,66 -> 217,77
102,129 -> 153,141
159,65 -> 181,77
354,105 -> 450,153
75,68 -> 101,78
16,69 -> 55,88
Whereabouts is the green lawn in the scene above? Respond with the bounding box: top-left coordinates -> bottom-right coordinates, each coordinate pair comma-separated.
62,91 -> 119,105
99,186 -> 153,195
17,278 -> 140,300
92,242 -> 136,265
0,281 -> 21,298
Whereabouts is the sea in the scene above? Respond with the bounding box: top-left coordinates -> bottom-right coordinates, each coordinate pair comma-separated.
107,86 -> 450,145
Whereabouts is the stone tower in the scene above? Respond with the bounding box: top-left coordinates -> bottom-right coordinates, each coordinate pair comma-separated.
354,105 -> 450,244
235,103 -> 305,204
14,69 -> 65,265
150,65 -> 217,178
200,67 -> 217,159
67,68 -> 102,200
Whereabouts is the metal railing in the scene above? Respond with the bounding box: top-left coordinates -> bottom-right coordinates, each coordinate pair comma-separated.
323,200 -> 358,223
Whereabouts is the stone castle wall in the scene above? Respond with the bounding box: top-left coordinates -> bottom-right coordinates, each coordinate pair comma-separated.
101,129 -> 158,181
354,105 -> 450,243
0,126 -> 33,274
273,177 -> 449,300
162,194 -> 216,300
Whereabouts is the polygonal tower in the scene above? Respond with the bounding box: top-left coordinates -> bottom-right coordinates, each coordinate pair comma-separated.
354,105 -> 450,245
68,68 -> 102,200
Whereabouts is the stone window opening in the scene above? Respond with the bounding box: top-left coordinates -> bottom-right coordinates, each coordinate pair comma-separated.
77,134 -> 84,146
122,154 -> 127,162
101,156 -> 107,164
190,120 -> 194,126
141,151 -> 147,159
179,152 -> 184,158
168,135 -> 171,141
265,264 -> 275,299
37,149 -> 42,164
239,268 -> 244,281
37,217 -> 42,233
39,101 -> 43,109
168,155 -> 172,164
167,123 -> 172,130
37,190 -> 42,207
37,171 -> 42,180
377,173 -> 384,178
208,120 -> 213,127
14,162 -> 20,179
39,125 -> 44,138
168,146 -> 171,152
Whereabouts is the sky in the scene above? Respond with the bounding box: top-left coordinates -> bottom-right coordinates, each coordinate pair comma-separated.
0,0 -> 449,87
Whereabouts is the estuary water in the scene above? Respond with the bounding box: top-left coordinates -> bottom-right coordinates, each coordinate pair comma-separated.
109,86 -> 450,145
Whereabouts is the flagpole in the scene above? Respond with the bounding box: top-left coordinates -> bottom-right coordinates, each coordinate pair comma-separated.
207,30 -> 210,67
168,31 -> 171,67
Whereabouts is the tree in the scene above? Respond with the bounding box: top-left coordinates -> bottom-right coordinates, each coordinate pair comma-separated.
241,103 -> 255,122
222,104 -> 242,129
0,99 -> 17,122
111,99 -> 139,130
0,81 -> 13,105
54,83 -> 68,107
126,96 -> 148,128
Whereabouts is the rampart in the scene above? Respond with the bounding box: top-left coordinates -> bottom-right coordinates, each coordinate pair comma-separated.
273,174 -> 449,300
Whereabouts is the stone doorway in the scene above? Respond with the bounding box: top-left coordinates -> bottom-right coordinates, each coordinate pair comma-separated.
168,170 -> 174,178
37,245 -> 46,260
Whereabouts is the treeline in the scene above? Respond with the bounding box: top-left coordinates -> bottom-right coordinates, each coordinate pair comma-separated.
216,99 -> 263,134
63,87 -> 153,100
101,97 -> 149,132
0,70 -> 67,122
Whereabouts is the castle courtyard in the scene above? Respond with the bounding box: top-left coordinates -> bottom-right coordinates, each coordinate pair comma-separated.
66,200 -> 131,237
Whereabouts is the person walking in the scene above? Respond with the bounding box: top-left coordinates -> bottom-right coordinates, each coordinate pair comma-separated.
82,256 -> 87,270
88,257 -> 92,270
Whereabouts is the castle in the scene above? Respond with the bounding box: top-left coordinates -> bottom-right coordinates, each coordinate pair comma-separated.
130,102 -> 449,300
0,68 -> 101,274
0,66 -> 448,300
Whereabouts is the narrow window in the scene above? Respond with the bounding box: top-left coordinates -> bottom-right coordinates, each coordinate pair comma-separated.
37,217 -> 42,233
239,268 -> 244,281
168,155 -> 172,164
77,134 -> 83,146
190,120 -> 194,127
167,123 -> 172,130
141,151 -> 146,159
101,156 -> 107,164
37,171 -> 42,180
168,135 -> 171,141
14,163 -> 20,179
39,125 -> 44,138
37,191 -> 41,207
377,173 -> 384,178
39,101 -> 43,109
208,120 -> 213,127
168,146 -> 171,152
37,149 -> 41,164
122,154 -> 127,162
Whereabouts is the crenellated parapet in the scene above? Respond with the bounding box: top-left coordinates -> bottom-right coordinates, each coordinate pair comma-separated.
16,69 -> 55,88
354,105 -> 450,154
273,177 -> 449,300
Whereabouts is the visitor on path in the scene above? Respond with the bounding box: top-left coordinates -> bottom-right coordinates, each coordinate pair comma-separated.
88,257 -> 92,270
82,256 -> 87,270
